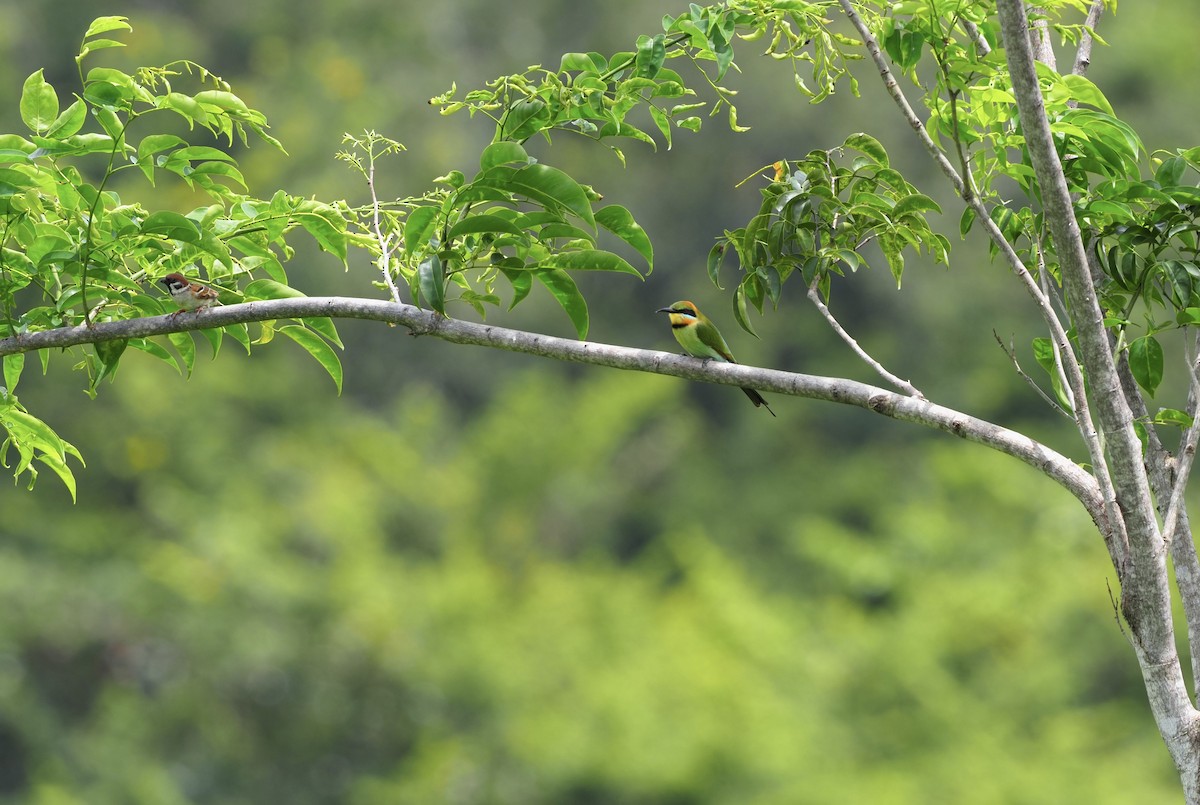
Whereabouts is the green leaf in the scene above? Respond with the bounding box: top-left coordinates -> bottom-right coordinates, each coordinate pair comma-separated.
1155,156 -> 1187,187
93,338 -> 127,387
305,318 -> 343,348
535,268 -> 588,338
480,141 -> 529,172
198,326 -> 223,359
538,222 -> 595,242
844,132 -> 888,167
560,52 -> 601,73
244,278 -> 304,300
189,161 -> 247,190
596,205 -> 653,270
2,354 -> 23,393
0,398 -> 81,500
500,98 -> 547,141
280,325 -> 343,395
881,234 -> 905,287
707,243 -> 726,289
1031,337 -> 1056,374
1154,408 -> 1194,428
159,92 -> 209,127
141,210 -> 201,242
128,338 -> 182,374
20,70 -> 59,133
224,323 -> 252,354
892,194 -> 942,217
166,145 -> 236,164
733,283 -> 759,337
295,207 -> 347,263
417,254 -> 445,314
3,406 -> 66,459
648,106 -> 672,150
1128,335 -> 1164,396
76,39 -> 126,60
763,265 -> 782,304
500,268 -> 532,310
168,331 -> 197,378
35,448 -> 78,503
135,134 -> 184,181
543,249 -> 642,277
404,206 -> 439,254
45,100 -> 87,139
1060,74 -> 1114,115
193,90 -> 251,114
508,164 -> 596,228
446,214 -> 528,240
634,34 -> 667,78
84,16 -> 132,39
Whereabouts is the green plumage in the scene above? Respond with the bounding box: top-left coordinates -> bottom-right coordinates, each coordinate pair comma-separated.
656,300 -> 775,416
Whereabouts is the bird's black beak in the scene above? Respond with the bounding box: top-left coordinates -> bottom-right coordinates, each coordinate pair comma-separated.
655,307 -> 673,314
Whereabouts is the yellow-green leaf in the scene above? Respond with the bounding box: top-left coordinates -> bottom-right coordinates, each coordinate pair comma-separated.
280,325 -> 343,394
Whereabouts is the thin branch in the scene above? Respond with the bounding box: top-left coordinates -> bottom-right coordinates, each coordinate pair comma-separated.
996,0 -> 1188,741
1163,332 -> 1200,547
1169,508 -> 1200,706
367,157 -> 403,304
837,0 -> 1124,563
1038,246 -> 1076,413
1107,577 -> 1132,644
1072,0 -> 1107,77
806,276 -> 925,399
1115,348 -> 1200,698
961,20 -> 992,57
1028,8 -> 1058,69
0,296 -> 1103,523
992,330 -> 1071,418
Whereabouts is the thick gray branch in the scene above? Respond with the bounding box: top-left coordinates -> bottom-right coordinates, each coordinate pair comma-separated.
997,0 -> 1156,566
996,0 -> 1198,778
0,296 -> 1101,520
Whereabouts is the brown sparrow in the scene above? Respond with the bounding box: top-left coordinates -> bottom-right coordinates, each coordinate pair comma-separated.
159,273 -> 219,317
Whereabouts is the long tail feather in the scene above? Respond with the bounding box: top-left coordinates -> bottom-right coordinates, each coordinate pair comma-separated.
741,386 -> 776,417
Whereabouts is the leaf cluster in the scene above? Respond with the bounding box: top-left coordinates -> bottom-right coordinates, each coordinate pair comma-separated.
711,135 -> 946,334
869,0 -> 1200,405
430,1 -> 855,153
339,137 -> 651,339
0,17 -> 353,493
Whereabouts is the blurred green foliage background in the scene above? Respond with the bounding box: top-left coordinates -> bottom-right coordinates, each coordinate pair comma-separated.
0,1 -> 1197,802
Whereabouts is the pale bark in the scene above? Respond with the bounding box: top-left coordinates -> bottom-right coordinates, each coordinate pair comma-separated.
996,0 -> 1200,794
0,295 -> 1101,521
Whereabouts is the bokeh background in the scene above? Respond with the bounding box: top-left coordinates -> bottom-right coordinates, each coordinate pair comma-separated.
0,1 -> 1195,802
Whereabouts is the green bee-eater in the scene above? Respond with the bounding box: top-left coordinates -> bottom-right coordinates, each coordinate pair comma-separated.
656,300 -> 776,416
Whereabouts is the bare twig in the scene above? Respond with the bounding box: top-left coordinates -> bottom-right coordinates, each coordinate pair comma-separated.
993,331 -> 1071,418
1162,331 -> 1200,547
1072,0 -> 1107,76
1107,578 -> 1131,643
807,276 -> 925,398
367,157 -> 403,304
1037,246 -> 1077,413
961,20 -> 992,57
